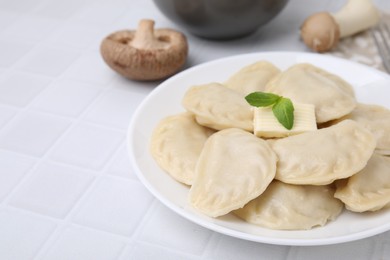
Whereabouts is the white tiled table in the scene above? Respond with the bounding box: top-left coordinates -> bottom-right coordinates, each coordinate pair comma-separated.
0,0 -> 389,259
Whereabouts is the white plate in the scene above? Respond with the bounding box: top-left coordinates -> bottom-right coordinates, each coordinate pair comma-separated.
127,51 -> 390,246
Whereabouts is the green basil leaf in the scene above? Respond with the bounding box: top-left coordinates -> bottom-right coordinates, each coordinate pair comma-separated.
245,92 -> 281,107
272,98 -> 294,130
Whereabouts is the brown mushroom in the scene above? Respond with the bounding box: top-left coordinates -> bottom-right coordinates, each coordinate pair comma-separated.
100,19 -> 188,81
300,0 -> 380,53
300,12 -> 340,53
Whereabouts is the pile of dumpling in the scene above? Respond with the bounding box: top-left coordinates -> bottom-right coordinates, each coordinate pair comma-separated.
150,61 -> 390,230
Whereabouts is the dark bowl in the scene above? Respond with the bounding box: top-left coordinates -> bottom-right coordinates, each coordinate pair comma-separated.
153,0 -> 289,40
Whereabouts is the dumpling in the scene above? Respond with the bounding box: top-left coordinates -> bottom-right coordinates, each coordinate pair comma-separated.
224,61 -> 280,95
270,120 -> 376,185
150,112 -> 214,185
334,153 -> 390,212
265,63 -> 356,123
189,128 -> 277,217
182,83 -> 253,131
338,103 -> 390,155
234,180 -> 343,230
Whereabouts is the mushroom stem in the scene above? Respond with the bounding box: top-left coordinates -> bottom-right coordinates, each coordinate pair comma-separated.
131,19 -> 169,50
331,0 -> 380,38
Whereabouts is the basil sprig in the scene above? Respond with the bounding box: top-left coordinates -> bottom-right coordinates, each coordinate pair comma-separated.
245,92 -> 294,130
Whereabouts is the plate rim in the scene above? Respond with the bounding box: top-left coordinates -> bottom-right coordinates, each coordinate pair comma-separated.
127,51 -> 390,246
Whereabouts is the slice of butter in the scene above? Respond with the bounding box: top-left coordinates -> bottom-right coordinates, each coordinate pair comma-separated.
254,103 -> 317,138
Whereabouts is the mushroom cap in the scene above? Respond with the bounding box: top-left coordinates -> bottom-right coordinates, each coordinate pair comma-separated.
100,28 -> 188,81
300,12 -> 340,53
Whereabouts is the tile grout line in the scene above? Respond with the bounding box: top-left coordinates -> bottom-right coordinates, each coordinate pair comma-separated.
0,46 -> 57,135
30,176 -> 103,260
114,199 -> 161,259
0,75 -> 131,208
33,175 -> 144,260
0,2 -> 218,259
125,199 -> 160,241
0,3 -> 200,259
0,31 -> 142,258
113,198 -> 210,260
32,131 -> 140,259
116,199 -> 213,260
0,6 -> 114,126
285,245 -> 298,260
0,104 -> 21,131
0,76 -> 92,203
0,12 -> 93,138
0,34 -> 125,259
128,239 -> 204,260
0,3 -> 128,144
199,231 -> 221,260
0,45 -> 119,204
0,8 -> 73,73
